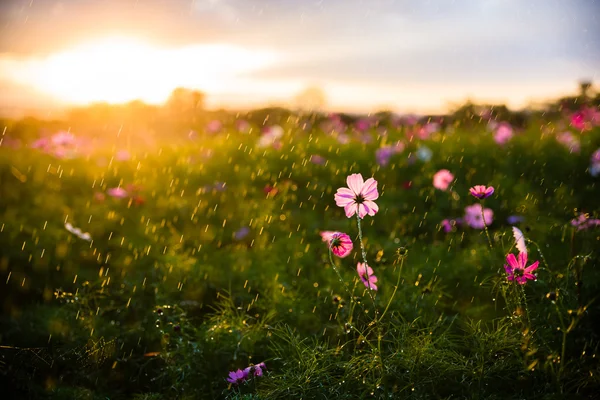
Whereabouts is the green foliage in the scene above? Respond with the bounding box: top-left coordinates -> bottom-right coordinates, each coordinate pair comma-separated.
0,107 -> 599,399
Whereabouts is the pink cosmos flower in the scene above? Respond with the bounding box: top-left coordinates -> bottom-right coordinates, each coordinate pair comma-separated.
469,185 -> 494,199
464,203 -> 494,229
51,131 -> 76,146
504,252 -> 539,285
570,111 -> 587,130
324,232 -> 353,258
206,120 -> 222,133
433,169 -> 454,191
310,155 -> 326,165
494,123 -> 513,145
556,132 -> 580,153
334,173 -> 379,219
236,119 -> 251,133
227,369 -> 248,385
115,150 -> 131,161
107,187 -> 128,198
357,262 -> 378,291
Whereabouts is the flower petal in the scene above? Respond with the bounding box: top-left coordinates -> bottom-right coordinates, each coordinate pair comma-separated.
364,200 -> 379,216
361,178 -> 379,200
518,252 -> 528,269
358,203 -> 368,219
344,203 -> 357,218
524,260 -> 539,273
335,188 -> 356,207
506,253 -> 519,270
346,173 -> 364,195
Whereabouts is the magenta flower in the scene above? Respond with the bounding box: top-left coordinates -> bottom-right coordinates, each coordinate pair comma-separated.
504,252 -> 539,284
107,187 -> 128,198
357,262 -> 378,291
570,111 -> 587,130
464,204 -> 494,229
469,185 -> 494,199
227,369 -> 249,385
334,173 -> 379,219
325,232 -> 353,258
433,169 -> 454,191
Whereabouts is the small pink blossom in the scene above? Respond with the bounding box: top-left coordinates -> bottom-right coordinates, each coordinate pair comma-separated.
206,120 -> 222,133
464,203 -> 494,229
494,123 -> 513,145
433,169 -> 454,191
115,150 -> 131,161
334,173 -> 379,219
469,185 -> 494,199
357,262 -> 378,291
504,252 -> 539,284
325,232 -> 353,258
107,187 -> 128,198
556,132 -> 580,153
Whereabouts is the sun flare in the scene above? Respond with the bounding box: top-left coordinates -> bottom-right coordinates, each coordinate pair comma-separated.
0,36 -> 279,105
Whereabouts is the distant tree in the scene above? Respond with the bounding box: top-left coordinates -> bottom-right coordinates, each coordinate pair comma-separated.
579,80 -> 593,98
294,86 -> 327,113
163,87 -> 206,129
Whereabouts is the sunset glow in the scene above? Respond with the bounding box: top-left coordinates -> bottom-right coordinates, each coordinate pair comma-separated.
0,36 -> 279,105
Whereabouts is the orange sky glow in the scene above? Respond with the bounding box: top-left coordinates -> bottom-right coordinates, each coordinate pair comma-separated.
0,0 -> 597,115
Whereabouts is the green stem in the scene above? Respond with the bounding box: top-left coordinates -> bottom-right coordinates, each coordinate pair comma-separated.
328,246 -> 367,320
519,284 -> 531,328
379,255 -> 405,322
356,211 -> 378,313
480,201 -> 493,249
554,302 -> 568,390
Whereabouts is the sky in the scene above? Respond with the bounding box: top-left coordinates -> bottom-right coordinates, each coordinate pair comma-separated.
0,0 -> 599,115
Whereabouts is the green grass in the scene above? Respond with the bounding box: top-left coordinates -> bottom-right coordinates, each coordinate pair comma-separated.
0,111 -> 599,399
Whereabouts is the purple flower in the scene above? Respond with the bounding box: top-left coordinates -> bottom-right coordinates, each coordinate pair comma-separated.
234,227 -> 250,240
441,219 -> 453,233
227,369 -> 248,385
507,215 -> 525,225
243,362 -> 266,377
469,185 -> 494,199
571,213 -> 600,231
375,146 -> 396,167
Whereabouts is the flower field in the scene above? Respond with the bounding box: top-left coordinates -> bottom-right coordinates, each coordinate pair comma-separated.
1,104 -> 599,399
